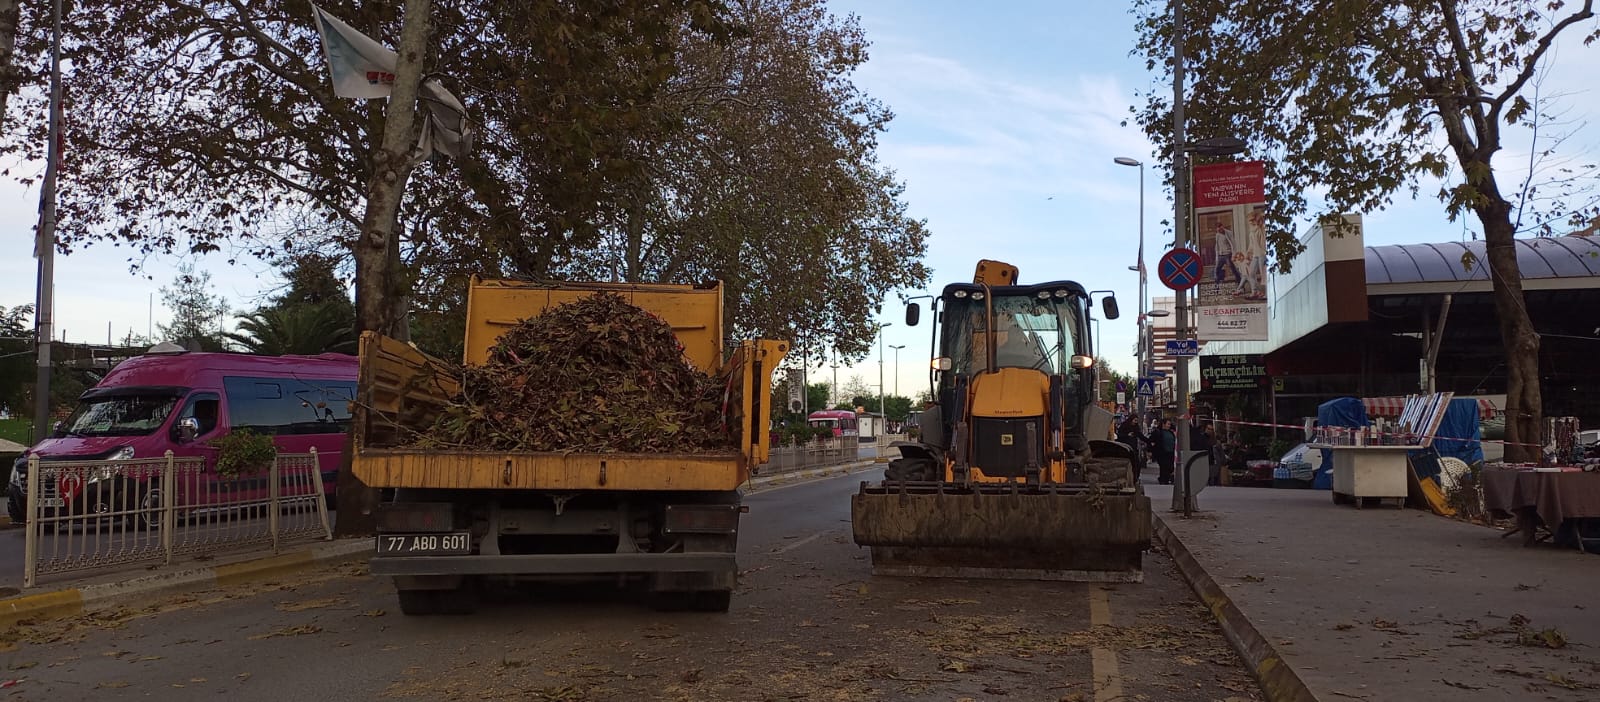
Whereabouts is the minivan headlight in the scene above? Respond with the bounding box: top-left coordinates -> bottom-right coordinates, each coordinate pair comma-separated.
87,446 -> 135,484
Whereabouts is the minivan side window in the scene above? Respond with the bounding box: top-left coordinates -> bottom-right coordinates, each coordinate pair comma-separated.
222,376 -> 356,436
176,393 -> 222,437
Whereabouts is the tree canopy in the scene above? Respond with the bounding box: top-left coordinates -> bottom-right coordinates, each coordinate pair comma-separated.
1132,0 -> 1600,460
3,0 -> 927,362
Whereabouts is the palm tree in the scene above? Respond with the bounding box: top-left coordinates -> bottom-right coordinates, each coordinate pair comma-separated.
225,304 -> 356,356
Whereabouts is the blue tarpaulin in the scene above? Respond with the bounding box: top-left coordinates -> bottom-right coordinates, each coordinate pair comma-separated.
1313,398 -> 1370,490
1410,398 -> 1485,484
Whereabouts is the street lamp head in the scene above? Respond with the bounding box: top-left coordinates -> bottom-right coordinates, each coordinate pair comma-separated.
1181,136 -> 1247,157
1113,157 -> 1142,167
890,344 -> 905,351
1145,309 -> 1172,318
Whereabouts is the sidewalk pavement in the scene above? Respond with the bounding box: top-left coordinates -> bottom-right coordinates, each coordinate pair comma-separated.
1147,481 -> 1600,702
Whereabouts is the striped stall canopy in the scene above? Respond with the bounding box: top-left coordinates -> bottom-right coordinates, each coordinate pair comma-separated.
1362,396 -> 1498,420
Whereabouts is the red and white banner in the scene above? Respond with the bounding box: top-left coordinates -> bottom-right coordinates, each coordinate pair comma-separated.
1192,160 -> 1268,340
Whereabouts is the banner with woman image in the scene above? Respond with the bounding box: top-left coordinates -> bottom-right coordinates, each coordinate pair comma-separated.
1192,161 -> 1268,340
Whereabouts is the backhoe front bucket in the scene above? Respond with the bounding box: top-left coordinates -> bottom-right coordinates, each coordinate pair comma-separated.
850,482 -> 1152,583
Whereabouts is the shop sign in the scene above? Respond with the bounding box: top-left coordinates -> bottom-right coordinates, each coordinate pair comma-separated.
1199,354 -> 1270,391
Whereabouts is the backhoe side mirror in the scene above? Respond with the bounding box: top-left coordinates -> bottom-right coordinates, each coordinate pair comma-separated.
906,303 -> 921,327
1101,296 -> 1120,320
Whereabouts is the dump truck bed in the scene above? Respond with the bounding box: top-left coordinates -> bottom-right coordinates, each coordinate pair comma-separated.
353,295 -> 782,490
354,448 -> 746,491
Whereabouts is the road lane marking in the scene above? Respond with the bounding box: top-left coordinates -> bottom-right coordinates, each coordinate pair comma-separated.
1090,587 -> 1124,702
769,530 -> 832,555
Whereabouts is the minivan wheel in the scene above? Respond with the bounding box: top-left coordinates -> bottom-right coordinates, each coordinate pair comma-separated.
136,486 -> 163,531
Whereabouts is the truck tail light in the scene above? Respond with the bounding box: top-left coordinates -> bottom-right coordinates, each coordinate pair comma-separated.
663,505 -> 740,534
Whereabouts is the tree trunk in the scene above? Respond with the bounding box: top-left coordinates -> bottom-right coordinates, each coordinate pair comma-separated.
0,0 -> 19,134
1474,190 -> 1542,464
337,0 -> 432,538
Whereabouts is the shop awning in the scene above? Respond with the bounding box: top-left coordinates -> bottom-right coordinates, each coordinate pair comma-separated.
1362,396 -> 1498,420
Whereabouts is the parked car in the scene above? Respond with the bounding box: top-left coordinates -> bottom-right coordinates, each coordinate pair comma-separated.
1273,442 -> 1324,489
8,346 -> 357,525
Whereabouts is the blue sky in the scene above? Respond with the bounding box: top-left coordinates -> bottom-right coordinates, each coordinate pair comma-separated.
2,0 -> 1597,402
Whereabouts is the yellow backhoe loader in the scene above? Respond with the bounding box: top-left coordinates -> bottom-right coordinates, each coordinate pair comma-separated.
851,260 -> 1152,582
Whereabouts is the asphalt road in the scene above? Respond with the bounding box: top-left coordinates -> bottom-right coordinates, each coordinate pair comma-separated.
0,469 -> 1263,701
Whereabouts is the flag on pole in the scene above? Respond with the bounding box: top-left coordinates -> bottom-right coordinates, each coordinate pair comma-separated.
310,4 -> 472,159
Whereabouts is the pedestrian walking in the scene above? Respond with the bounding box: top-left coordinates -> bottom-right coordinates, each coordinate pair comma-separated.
1153,419 -> 1177,485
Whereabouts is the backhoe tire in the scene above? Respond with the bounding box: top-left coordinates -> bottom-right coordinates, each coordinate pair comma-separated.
885,457 -> 936,482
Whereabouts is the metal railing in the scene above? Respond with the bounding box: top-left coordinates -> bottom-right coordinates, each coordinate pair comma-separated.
23,450 -> 334,588
764,437 -> 856,474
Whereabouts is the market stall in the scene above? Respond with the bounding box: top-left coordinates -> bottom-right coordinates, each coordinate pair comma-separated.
1482,416 -> 1600,551
1311,393 -> 1454,509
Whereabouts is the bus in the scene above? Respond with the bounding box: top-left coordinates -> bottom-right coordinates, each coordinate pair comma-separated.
807,410 -> 860,439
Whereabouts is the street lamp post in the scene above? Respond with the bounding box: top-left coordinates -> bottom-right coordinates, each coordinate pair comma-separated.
1114,156 -> 1146,423
889,344 -> 905,399
877,322 -> 891,424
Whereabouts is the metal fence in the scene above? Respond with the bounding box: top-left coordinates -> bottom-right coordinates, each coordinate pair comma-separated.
23,450 -> 333,588
765,437 -> 856,473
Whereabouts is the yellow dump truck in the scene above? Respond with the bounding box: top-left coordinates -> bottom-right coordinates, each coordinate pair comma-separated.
354,278 -> 786,615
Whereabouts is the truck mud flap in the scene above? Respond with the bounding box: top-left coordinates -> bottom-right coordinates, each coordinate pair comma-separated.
850,482 -> 1152,583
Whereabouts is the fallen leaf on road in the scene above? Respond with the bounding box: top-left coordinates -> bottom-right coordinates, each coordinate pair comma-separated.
934,598 -> 978,606
276,598 -> 343,612
1058,694 -> 1085,702
360,610 -> 386,618
1518,628 -> 1567,649
237,672 -> 252,682
1333,623 -> 1354,631
982,685 -> 1009,695
1508,613 -> 1529,628
858,584 -> 869,595
942,660 -> 969,673
96,681 -> 130,689
136,655 -> 163,662
247,625 -> 323,640
1239,574 -> 1264,583
190,677 -> 207,683
1175,655 -> 1201,666
1545,673 -> 1589,690
8,662 -> 34,671
1372,619 -> 1398,630
1441,679 -> 1483,690
682,668 -> 703,683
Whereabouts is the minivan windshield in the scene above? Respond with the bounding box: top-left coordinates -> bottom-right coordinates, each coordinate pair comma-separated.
65,394 -> 182,437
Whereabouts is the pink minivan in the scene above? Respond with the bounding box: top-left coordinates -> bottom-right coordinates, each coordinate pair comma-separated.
7,346 -> 357,524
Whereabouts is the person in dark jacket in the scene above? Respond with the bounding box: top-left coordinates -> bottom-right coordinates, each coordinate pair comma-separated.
1116,417 -> 1148,474
1152,419 -> 1177,484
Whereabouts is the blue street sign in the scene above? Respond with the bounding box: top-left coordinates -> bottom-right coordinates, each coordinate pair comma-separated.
1136,378 -> 1156,396
1158,247 -> 1204,291
1165,339 -> 1199,356
1149,369 -> 1168,377
1116,380 -> 1127,392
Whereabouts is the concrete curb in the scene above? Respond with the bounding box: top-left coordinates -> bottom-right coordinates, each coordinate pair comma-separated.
0,538 -> 371,629
1153,513 -> 1320,702
747,460 -> 879,492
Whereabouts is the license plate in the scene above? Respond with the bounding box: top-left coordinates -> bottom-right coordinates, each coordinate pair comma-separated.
375,532 -> 471,556
39,498 -> 64,508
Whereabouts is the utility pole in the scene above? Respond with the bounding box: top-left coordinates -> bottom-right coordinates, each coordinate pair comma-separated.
877,323 -> 891,423
32,0 -> 63,444
831,352 -> 840,408
1171,0 -> 1195,517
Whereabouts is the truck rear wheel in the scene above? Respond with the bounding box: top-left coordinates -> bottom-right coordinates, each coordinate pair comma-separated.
690,590 -> 732,613
397,581 -> 478,616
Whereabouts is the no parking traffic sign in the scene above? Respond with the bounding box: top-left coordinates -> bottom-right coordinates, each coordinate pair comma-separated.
1158,247 -> 1203,291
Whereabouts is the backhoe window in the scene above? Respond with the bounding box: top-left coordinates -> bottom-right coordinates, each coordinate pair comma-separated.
942,294 -> 1082,375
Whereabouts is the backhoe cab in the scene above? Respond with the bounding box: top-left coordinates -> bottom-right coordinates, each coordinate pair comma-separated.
851,260 -> 1152,582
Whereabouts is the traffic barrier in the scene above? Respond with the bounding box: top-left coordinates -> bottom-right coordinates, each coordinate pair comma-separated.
23,450 -> 333,588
